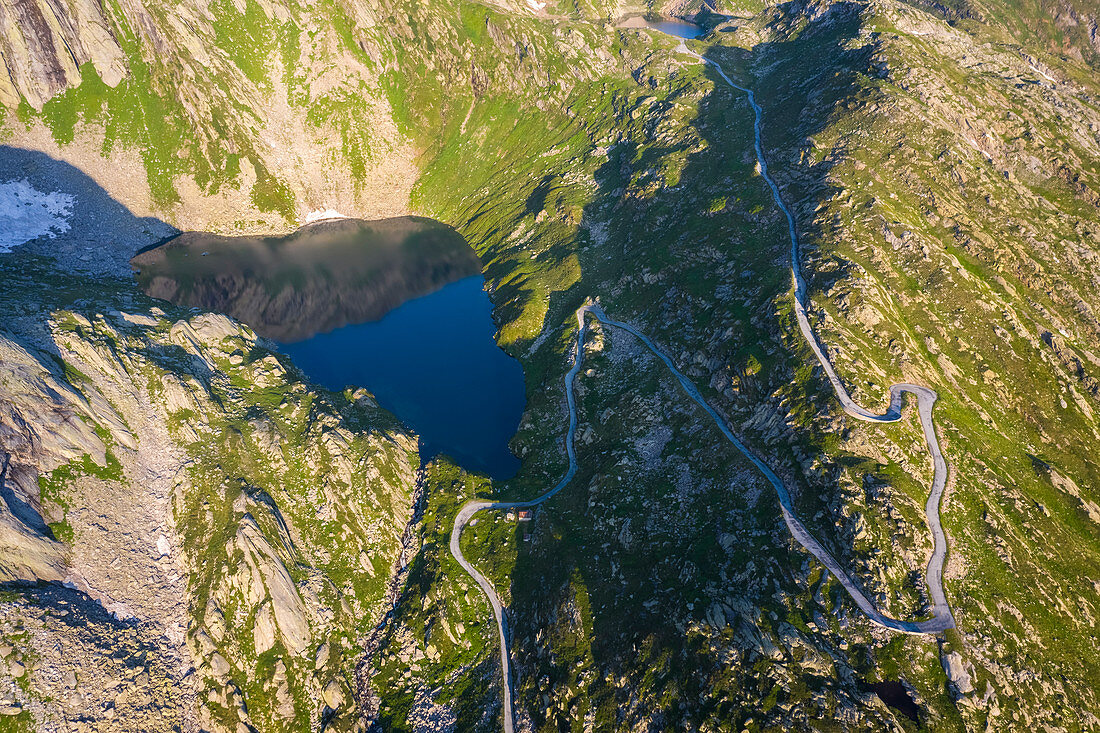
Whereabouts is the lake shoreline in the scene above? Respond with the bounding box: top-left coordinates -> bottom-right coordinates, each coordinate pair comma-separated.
132,215 -> 526,480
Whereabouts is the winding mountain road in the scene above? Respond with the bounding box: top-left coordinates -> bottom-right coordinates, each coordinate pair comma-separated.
692,46 -> 954,633
448,45 -> 954,733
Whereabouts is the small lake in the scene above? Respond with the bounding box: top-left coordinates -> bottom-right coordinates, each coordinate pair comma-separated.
870,681 -> 920,722
642,18 -> 703,39
132,217 -> 525,479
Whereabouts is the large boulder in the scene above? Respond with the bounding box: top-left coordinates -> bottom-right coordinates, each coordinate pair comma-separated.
943,651 -> 974,695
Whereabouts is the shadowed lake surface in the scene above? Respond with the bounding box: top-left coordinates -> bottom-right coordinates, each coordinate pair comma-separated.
871,681 -> 920,722
132,217 -> 483,342
132,217 -> 525,479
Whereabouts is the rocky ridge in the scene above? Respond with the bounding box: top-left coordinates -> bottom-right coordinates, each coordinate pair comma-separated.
0,263 -> 419,732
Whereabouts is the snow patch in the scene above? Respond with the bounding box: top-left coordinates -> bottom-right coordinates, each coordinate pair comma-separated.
1028,64 -> 1055,83
155,534 -> 172,559
303,208 -> 348,224
525,0 -> 546,10
0,179 -> 75,252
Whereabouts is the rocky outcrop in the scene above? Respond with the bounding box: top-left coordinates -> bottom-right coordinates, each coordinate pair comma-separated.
0,333 -> 113,583
0,276 -> 419,732
226,512 -> 312,656
944,651 -> 975,695
0,0 -> 126,109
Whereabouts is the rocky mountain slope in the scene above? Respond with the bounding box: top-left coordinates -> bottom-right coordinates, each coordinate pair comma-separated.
0,257 -> 419,731
0,0 -> 420,233
0,0 -> 672,235
363,1 -> 1100,730
2,0 -> 1100,730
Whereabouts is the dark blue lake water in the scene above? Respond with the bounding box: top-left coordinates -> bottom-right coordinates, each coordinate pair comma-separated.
281,275 -> 524,478
645,18 -> 703,39
132,217 -> 526,479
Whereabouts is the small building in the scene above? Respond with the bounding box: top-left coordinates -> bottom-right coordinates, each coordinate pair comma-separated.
517,510 -> 533,522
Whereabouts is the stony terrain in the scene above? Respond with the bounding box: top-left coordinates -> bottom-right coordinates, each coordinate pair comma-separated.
0,257 -> 419,731
2,0 -> 1100,731
366,1 -> 1100,729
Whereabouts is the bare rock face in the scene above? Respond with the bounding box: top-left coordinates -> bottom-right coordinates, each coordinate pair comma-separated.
253,600 -> 277,655
0,285 -> 419,732
944,651 -> 975,695
0,0 -> 126,109
226,511 -> 312,656
0,499 -> 64,583
0,333 -> 111,583
322,678 -> 344,709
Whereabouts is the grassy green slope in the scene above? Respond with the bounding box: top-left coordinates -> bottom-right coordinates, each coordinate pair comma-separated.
743,0 -> 1100,728
372,0 -> 1100,730
370,3 -> 966,730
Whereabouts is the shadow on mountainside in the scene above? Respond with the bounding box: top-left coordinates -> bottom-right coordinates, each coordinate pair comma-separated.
0,147 -> 234,602
0,148 -> 179,557
0,146 -> 176,277
485,3 -> 918,729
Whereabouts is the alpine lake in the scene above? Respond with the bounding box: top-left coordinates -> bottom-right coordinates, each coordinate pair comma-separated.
132,216 -> 526,479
